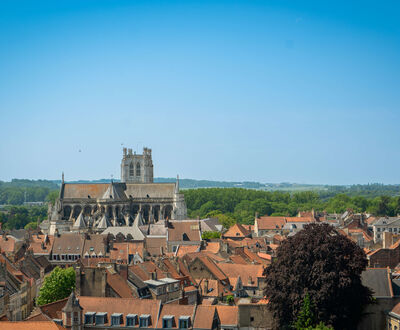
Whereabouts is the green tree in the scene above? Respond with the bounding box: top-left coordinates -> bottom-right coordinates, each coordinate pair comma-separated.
294,294 -> 316,329
226,295 -> 234,304
37,267 -> 76,305
201,231 -> 221,239
24,221 -> 38,230
46,190 -> 59,205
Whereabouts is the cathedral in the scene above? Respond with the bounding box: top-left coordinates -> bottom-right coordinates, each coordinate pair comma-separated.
42,147 -> 187,234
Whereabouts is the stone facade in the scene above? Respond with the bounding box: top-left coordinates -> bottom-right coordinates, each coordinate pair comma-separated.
121,147 -> 153,183
42,147 -> 187,235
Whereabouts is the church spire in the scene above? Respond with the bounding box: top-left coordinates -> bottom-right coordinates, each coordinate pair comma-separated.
175,175 -> 180,194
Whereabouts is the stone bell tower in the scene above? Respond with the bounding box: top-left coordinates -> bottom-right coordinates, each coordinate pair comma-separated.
121,147 -> 154,183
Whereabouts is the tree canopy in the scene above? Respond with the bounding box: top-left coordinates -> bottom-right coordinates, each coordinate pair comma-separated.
183,188 -> 400,225
37,266 -> 76,305
263,223 -> 372,329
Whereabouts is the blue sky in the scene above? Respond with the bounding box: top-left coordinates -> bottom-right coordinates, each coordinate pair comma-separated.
0,0 -> 399,184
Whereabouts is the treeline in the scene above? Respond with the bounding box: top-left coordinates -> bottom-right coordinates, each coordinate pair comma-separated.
0,179 -> 59,205
322,183 -> 400,199
0,205 -> 47,230
183,188 -> 400,227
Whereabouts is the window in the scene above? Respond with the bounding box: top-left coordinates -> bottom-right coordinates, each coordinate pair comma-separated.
172,246 -> 178,253
111,313 -> 122,326
139,315 -> 150,327
95,313 -> 107,325
162,316 -> 173,328
129,162 -> 134,176
250,317 -> 254,322
389,228 -> 393,232
179,316 -> 190,329
126,314 -> 138,327
73,312 -> 79,322
377,228 -> 381,232
377,234 -> 381,239
84,312 -> 95,324
395,228 -> 398,232
136,163 -> 141,176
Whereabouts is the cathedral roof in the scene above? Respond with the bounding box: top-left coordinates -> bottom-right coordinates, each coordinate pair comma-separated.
133,212 -> 145,227
73,212 -> 86,229
101,226 -> 145,241
102,182 -> 126,200
97,215 -> 112,229
61,182 -> 175,200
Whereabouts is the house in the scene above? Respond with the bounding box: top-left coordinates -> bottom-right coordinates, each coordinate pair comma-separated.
253,216 -> 314,237
373,217 -> 400,243
358,268 -> 400,330
217,264 -> 266,298
222,224 -> 251,240
387,301 -> 400,330
110,242 -> 144,264
167,220 -> 202,253
31,292 -> 221,330
0,254 -> 31,320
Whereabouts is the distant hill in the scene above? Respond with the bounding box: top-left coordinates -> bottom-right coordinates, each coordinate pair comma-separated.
1,179 -> 399,206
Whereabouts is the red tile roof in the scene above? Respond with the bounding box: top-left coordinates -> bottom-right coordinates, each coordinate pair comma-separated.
192,306 -> 218,329
0,321 -> 63,329
215,306 -> 238,326
223,224 -> 251,238
218,263 -> 264,287
106,269 -> 134,298
110,242 -> 144,261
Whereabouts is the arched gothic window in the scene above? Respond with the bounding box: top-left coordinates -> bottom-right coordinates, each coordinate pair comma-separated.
136,162 -> 141,177
129,163 -> 134,176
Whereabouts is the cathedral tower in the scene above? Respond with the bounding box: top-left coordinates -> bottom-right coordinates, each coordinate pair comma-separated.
121,147 -> 154,183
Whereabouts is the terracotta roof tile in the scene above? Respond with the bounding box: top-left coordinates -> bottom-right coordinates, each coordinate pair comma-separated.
168,221 -> 201,242
193,306 -> 217,329
155,304 -> 195,329
110,242 -> 144,261
106,269 -> 134,298
203,242 -> 220,254
176,245 -> 200,257
78,296 -> 161,328
256,217 -> 286,230
217,264 -> 264,287
29,235 -> 54,255
0,321 -> 62,329
223,224 -> 251,238
0,235 -> 18,253
215,306 -> 238,326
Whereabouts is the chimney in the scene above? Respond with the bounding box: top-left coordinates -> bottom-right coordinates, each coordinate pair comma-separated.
383,232 -> 393,249
204,279 -> 208,292
248,276 -> 253,285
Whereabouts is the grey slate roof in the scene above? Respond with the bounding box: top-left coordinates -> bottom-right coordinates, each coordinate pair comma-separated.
361,268 -> 393,298
374,217 -> 400,227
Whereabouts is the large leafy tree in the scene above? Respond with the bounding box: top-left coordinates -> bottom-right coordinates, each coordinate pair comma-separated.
37,267 -> 76,305
264,223 -> 372,329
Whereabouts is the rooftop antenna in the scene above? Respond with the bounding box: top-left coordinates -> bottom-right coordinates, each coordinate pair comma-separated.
111,174 -> 114,184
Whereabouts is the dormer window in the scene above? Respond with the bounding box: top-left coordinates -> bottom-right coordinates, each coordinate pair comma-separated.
95,312 -> 107,325
179,316 -> 191,329
84,312 -> 95,324
162,315 -> 174,328
111,313 -> 123,326
139,314 -> 151,327
126,314 -> 138,327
